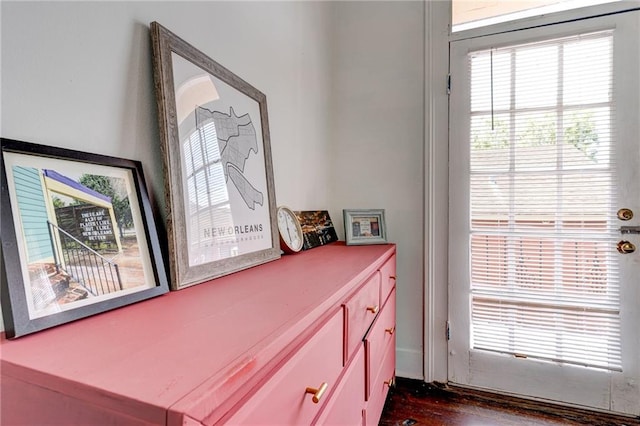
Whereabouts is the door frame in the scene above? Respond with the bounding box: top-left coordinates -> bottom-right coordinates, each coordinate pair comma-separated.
423,0 -> 451,384
445,10 -> 640,415
422,0 -> 639,389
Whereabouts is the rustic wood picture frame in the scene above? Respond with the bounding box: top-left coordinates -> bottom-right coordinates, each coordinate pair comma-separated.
150,22 -> 280,290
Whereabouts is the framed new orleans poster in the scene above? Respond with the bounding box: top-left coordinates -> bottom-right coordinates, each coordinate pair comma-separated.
0,138 -> 169,338
150,22 -> 280,289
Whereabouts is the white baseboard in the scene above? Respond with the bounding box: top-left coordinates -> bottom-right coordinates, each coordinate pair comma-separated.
396,347 -> 424,380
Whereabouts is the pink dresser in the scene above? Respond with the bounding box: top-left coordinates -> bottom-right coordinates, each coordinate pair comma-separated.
1,242 -> 396,425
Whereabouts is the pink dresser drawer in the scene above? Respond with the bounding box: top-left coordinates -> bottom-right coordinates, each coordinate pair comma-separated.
379,254 -> 396,306
343,272 -> 381,363
313,344 -> 365,426
364,289 -> 396,401
364,340 -> 395,426
224,310 -> 344,425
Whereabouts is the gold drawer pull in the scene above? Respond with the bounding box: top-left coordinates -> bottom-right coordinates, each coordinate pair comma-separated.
305,382 -> 328,403
385,326 -> 395,335
367,305 -> 379,314
384,377 -> 395,388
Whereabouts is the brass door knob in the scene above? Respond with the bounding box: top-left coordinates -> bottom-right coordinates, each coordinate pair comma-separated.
617,208 -> 634,221
617,240 -> 636,254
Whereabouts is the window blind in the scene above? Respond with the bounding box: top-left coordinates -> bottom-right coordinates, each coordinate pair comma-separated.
468,31 -> 621,370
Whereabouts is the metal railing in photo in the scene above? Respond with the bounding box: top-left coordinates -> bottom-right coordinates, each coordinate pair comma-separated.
47,221 -> 123,296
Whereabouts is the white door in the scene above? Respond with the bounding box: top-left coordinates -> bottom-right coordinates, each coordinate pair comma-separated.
449,10 -> 640,415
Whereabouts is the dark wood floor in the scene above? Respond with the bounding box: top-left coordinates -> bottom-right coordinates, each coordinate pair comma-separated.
379,378 -> 640,426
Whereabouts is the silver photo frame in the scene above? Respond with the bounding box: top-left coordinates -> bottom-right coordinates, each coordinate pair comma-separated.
343,209 -> 387,246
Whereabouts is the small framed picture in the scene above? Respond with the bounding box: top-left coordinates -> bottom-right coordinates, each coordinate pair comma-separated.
294,210 -> 338,250
1,138 -> 169,338
343,209 -> 387,245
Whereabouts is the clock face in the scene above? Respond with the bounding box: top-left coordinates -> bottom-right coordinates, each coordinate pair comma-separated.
277,207 -> 304,253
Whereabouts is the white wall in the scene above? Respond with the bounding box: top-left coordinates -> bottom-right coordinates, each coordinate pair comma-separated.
1,0 -> 333,214
328,1 -> 425,379
1,1 -> 426,379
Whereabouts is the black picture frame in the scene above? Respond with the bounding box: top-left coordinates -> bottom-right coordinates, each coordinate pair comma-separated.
1,138 -> 169,338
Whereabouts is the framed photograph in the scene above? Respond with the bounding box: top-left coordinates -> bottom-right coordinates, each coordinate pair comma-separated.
150,22 -> 280,289
294,210 -> 338,250
343,209 -> 388,246
0,138 -> 169,338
